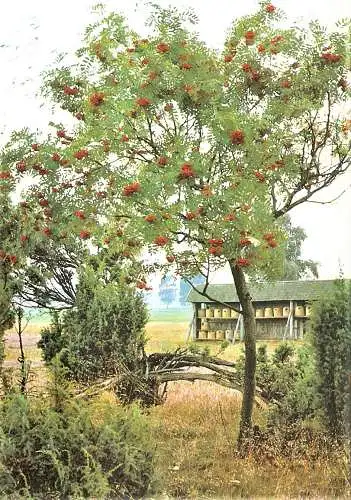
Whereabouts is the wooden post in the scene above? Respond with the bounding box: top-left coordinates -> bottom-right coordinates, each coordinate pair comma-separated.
190,303 -> 197,341
289,300 -> 294,339
239,309 -> 244,342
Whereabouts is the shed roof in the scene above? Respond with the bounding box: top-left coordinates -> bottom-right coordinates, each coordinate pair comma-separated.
187,280 -> 340,303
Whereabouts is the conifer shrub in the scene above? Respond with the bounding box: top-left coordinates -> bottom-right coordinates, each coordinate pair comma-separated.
311,280 -> 351,440
38,267 -> 148,385
0,363 -> 154,498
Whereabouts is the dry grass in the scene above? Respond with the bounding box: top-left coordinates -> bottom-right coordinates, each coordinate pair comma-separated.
149,382 -> 348,498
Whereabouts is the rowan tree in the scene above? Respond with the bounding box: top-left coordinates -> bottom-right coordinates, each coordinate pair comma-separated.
1,1 -> 350,446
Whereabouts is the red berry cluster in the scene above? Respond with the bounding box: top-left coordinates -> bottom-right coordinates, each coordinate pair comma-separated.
185,211 -> 197,220
164,103 -> 173,112
230,130 -> 245,145
52,152 -> 61,162
79,230 -> 91,240
74,149 -> 89,160
236,257 -> 250,267
16,161 -> 26,173
153,235 -> 169,246
239,237 -> 252,247
74,210 -> 85,219
39,198 -> 49,207
254,171 -> 265,183
122,181 -> 141,196
263,232 -> 278,248
157,156 -> 168,166
56,129 -> 67,139
89,92 -> 105,106
266,3 -> 276,13
321,52 -> 341,63
179,163 -> 195,179
245,31 -> 256,46
136,97 -> 151,107
144,214 -> 157,223
136,280 -> 153,291
0,250 -> 17,265
64,85 -> 79,96
157,43 -> 170,53
267,160 -> 284,171
208,238 -> 224,256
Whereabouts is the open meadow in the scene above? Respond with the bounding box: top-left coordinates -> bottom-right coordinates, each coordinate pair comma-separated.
2,309 -> 347,498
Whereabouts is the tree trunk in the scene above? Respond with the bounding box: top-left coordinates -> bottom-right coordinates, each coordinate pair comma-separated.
230,262 -> 257,452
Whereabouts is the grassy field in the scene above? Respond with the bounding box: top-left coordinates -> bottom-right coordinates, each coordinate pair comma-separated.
2,312 -> 347,498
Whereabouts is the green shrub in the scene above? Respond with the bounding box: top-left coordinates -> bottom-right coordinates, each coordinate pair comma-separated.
0,390 -> 154,498
38,266 -> 148,384
37,311 -> 65,364
311,279 -> 351,439
237,342 -> 319,426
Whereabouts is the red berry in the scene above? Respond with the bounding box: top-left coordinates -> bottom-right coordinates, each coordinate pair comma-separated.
267,239 -> 278,248
122,182 -> 141,196
185,211 -> 196,220
236,257 -> 250,267
74,149 -> 89,160
166,255 -> 175,263
263,232 -> 275,241
242,63 -> 252,73
244,31 -> 255,45
136,97 -> 151,107
224,54 -> 234,63
42,227 -> 52,237
239,238 -> 252,247
208,238 -> 224,246
9,255 -> 17,265
57,129 -> 66,138
31,143 -> 40,151
230,130 -> 245,145
16,161 -> 26,173
63,85 -> 79,96
157,156 -> 168,166
209,246 -> 223,256
39,199 -> 49,207
79,230 -> 91,240
254,171 -> 265,182
89,92 -> 105,106
74,210 -> 85,219
266,4 -> 276,13
156,43 -> 170,53
52,152 -> 61,162
153,235 -> 169,246
179,163 -> 195,179
144,214 -> 157,223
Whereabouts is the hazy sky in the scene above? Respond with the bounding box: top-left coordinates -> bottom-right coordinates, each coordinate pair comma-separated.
0,0 -> 350,281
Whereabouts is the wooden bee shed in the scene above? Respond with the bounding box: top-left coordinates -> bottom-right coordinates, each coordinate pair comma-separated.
187,280 -> 337,342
